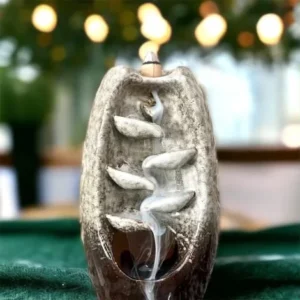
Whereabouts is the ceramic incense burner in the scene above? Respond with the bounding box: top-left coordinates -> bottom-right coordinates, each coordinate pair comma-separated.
80,53 -> 220,300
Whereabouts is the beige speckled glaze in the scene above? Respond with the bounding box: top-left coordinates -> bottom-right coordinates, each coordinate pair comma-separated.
80,65 -> 220,299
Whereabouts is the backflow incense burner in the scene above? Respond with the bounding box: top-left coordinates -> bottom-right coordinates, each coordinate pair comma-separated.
80,53 -> 220,299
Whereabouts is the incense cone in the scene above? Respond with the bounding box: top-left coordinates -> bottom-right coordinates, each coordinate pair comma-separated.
140,51 -> 162,77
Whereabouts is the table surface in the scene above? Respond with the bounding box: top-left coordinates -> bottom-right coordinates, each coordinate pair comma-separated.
0,218 -> 300,299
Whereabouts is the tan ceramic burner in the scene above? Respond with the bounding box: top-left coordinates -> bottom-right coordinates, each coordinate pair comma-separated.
80,52 -> 220,300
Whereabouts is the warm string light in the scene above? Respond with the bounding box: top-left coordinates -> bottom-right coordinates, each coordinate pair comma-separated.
140,16 -> 172,44
256,13 -> 284,45
138,3 -> 172,44
288,0 -> 298,7
137,3 -> 161,23
31,4 -> 57,33
84,14 -> 109,43
31,3 -> 286,58
199,1 -> 219,18
281,124 -> 300,148
237,31 -> 255,48
138,41 -> 160,60
195,13 -> 227,47
138,2 -> 172,59
283,11 -> 295,27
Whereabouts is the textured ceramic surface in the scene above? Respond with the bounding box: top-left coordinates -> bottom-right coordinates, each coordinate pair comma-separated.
80,65 -> 220,299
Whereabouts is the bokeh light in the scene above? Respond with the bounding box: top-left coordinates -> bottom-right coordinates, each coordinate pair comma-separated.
283,11 -> 295,27
137,3 -> 161,23
288,0 -> 298,6
139,40 -> 160,60
256,14 -> 284,45
281,124 -> 300,148
84,14 -> 109,43
0,0 -> 10,6
14,65 -> 40,83
0,125 -> 11,153
199,1 -> 219,17
195,14 -> 227,47
141,15 -> 172,44
237,31 -> 255,48
31,4 -> 57,33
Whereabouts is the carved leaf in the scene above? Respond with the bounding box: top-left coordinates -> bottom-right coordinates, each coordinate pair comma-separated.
142,148 -> 197,170
141,191 -> 195,213
106,214 -> 148,232
107,166 -> 155,190
114,116 -> 163,138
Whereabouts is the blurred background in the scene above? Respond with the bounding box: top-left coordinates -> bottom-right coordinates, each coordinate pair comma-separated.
0,0 -> 300,230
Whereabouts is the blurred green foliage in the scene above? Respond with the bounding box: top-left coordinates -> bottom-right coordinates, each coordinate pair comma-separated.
0,69 -> 53,123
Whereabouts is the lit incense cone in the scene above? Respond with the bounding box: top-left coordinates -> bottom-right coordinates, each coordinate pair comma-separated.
140,51 -> 162,77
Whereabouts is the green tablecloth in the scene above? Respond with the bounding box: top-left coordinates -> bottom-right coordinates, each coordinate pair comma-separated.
1,219 -> 300,300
